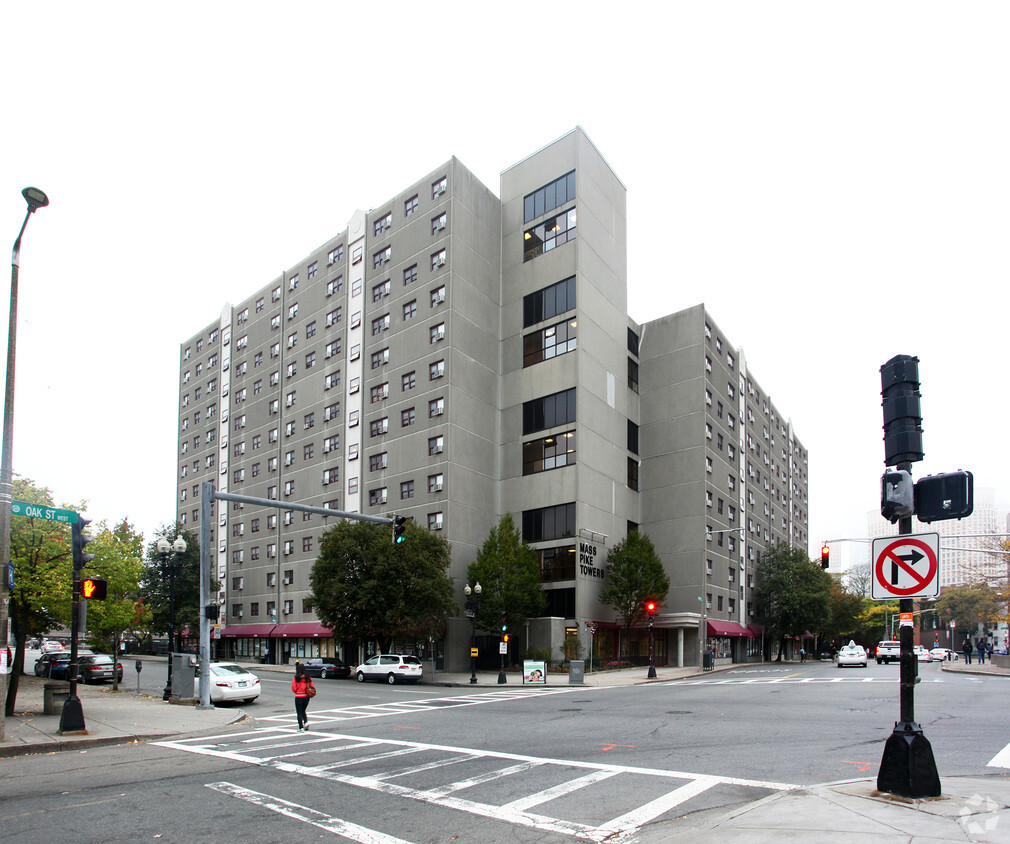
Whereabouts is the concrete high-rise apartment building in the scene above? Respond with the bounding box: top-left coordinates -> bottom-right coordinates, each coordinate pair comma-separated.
176,128 -> 809,670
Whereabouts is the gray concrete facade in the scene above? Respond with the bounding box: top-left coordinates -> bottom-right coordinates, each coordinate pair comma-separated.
176,128 -> 808,671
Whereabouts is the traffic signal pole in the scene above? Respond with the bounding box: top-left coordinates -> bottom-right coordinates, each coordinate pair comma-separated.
876,356 -> 940,798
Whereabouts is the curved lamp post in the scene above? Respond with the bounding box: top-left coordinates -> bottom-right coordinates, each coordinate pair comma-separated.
0,188 -> 48,741
158,535 -> 188,700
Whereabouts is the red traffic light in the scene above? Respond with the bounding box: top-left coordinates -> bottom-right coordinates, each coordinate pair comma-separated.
820,544 -> 830,569
645,600 -> 657,615
503,633 -> 510,643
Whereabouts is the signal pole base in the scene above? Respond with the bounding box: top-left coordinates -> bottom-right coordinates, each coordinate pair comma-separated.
877,721 -> 941,798
498,670 -> 506,684
58,695 -> 87,735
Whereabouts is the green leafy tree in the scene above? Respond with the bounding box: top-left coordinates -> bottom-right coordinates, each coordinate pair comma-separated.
466,514 -> 545,639
820,580 -> 868,647
83,519 -> 150,688
598,531 -> 669,655
754,542 -> 832,661
139,526 -> 204,648
935,583 -> 1000,642
4,477 -> 78,715
853,600 -> 899,645
311,517 -> 454,653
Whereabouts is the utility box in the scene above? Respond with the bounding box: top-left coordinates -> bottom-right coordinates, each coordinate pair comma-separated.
171,653 -> 196,699
568,660 -> 584,684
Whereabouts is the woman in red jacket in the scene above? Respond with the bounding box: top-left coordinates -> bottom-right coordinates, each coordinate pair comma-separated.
291,665 -> 314,731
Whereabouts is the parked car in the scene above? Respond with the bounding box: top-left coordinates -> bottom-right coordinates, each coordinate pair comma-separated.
301,657 -> 350,680
876,641 -> 901,664
355,654 -> 423,684
79,654 -> 124,683
836,643 -> 867,668
198,663 -> 261,704
913,645 -> 932,662
930,647 -> 957,661
34,653 -> 71,679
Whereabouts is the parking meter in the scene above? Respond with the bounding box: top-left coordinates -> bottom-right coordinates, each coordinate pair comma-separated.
135,658 -> 142,694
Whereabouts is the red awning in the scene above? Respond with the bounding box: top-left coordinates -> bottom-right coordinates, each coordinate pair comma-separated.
220,623 -> 277,638
707,620 -> 755,638
273,622 -> 332,638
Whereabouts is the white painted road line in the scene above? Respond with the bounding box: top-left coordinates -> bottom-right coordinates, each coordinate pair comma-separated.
206,781 -> 416,844
987,739 -> 1010,769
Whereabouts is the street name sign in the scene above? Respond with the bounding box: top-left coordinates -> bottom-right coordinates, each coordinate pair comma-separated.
10,501 -> 78,524
871,532 -> 940,600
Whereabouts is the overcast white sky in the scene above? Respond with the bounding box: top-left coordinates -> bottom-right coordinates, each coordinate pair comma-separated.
2,2 -> 1007,563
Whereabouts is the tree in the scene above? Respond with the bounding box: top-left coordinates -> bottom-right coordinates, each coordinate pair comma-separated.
311,517 -> 454,653
844,563 -> 872,598
598,531 -> 669,655
83,519 -> 150,689
466,514 -> 545,639
821,580 -> 867,647
935,583 -> 1000,643
754,542 -> 832,661
5,477 -> 78,715
138,526 -> 204,648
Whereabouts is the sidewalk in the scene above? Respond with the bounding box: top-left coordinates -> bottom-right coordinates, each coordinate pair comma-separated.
2,658 -> 1008,841
0,673 -> 243,759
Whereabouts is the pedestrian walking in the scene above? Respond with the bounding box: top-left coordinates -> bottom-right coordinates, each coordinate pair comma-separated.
963,640 -> 973,665
292,664 -> 315,731
799,648 -> 806,663
977,639 -> 986,665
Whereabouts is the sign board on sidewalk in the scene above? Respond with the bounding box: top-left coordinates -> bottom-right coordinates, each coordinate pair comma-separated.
871,532 -> 940,600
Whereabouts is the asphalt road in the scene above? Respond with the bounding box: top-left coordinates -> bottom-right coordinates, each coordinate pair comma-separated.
3,658 -> 1008,843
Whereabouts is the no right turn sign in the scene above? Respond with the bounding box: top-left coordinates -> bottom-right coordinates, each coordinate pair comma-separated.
871,532 -> 940,600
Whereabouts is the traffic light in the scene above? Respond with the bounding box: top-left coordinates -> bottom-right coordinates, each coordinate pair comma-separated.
81,576 -> 108,600
645,600 -> 656,616
881,469 -> 914,522
392,515 -> 407,544
501,610 -> 507,634
821,543 -> 830,569
503,633 -> 510,644
914,471 -> 974,523
72,517 -> 94,572
880,355 -> 924,466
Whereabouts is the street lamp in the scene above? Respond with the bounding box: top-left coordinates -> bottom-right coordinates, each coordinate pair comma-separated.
158,535 -> 188,700
464,582 -> 481,684
0,188 -> 48,742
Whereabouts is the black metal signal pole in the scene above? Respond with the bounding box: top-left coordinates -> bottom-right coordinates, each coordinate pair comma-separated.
876,355 -> 939,798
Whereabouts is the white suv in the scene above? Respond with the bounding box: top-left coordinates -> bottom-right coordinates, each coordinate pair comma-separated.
355,654 -> 423,685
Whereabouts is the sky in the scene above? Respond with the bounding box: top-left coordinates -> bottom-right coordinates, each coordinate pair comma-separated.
2,2 -> 1008,564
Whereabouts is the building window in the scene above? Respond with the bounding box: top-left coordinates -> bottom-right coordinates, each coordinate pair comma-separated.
369,452 -> 387,472
523,431 -> 576,475
371,314 -> 390,335
370,383 -> 389,403
627,457 -> 639,491
428,435 -> 444,455
401,407 -> 415,427
369,487 -> 388,506
523,170 -> 576,223
430,285 -> 446,307
325,402 -> 340,421
428,397 -> 444,417
523,276 -> 576,328
371,348 -> 389,369
523,318 -> 577,367
404,194 -> 418,216
628,420 -> 639,455
288,274 -> 299,291
373,246 -> 391,269
304,413 -> 315,429
403,264 -> 418,286
430,249 -> 446,271
428,473 -> 444,493
372,280 -> 390,302
432,176 -> 447,198
373,212 -> 392,236
431,213 -> 446,234
522,502 -> 575,543
400,480 -> 414,499
323,467 -> 340,485
327,276 -> 343,296
429,323 -> 445,344
628,358 -> 639,393
328,244 -> 344,265
402,299 -> 417,321
523,387 -> 576,434
523,208 -> 577,262
349,376 -> 360,394
428,512 -> 443,531
370,418 -> 388,437
429,360 -> 444,380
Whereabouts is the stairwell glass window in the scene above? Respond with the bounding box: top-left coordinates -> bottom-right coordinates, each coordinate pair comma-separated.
523,318 -> 577,367
524,171 -> 576,223
523,431 -> 576,475
523,277 -> 575,328
523,208 -> 577,262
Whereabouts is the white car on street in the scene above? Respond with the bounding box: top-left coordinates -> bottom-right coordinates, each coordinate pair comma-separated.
930,648 -> 957,662
836,643 -> 867,668
913,645 -> 932,662
199,662 -> 261,703
355,654 -> 423,684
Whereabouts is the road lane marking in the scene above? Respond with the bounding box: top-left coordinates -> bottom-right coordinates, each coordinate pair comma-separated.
206,782 -> 415,844
987,740 -> 1010,769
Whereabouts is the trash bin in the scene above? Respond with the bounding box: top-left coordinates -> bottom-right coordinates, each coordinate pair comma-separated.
569,660 -> 585,684
702,652 -> 714,671
43,681 -> 70,715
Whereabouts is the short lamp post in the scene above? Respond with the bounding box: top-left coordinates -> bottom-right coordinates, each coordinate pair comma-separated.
159,535 -> 187,700
464,582 -> 481,684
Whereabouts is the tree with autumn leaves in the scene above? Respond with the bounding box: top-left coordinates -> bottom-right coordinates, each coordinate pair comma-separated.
5,477 -> 149,713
